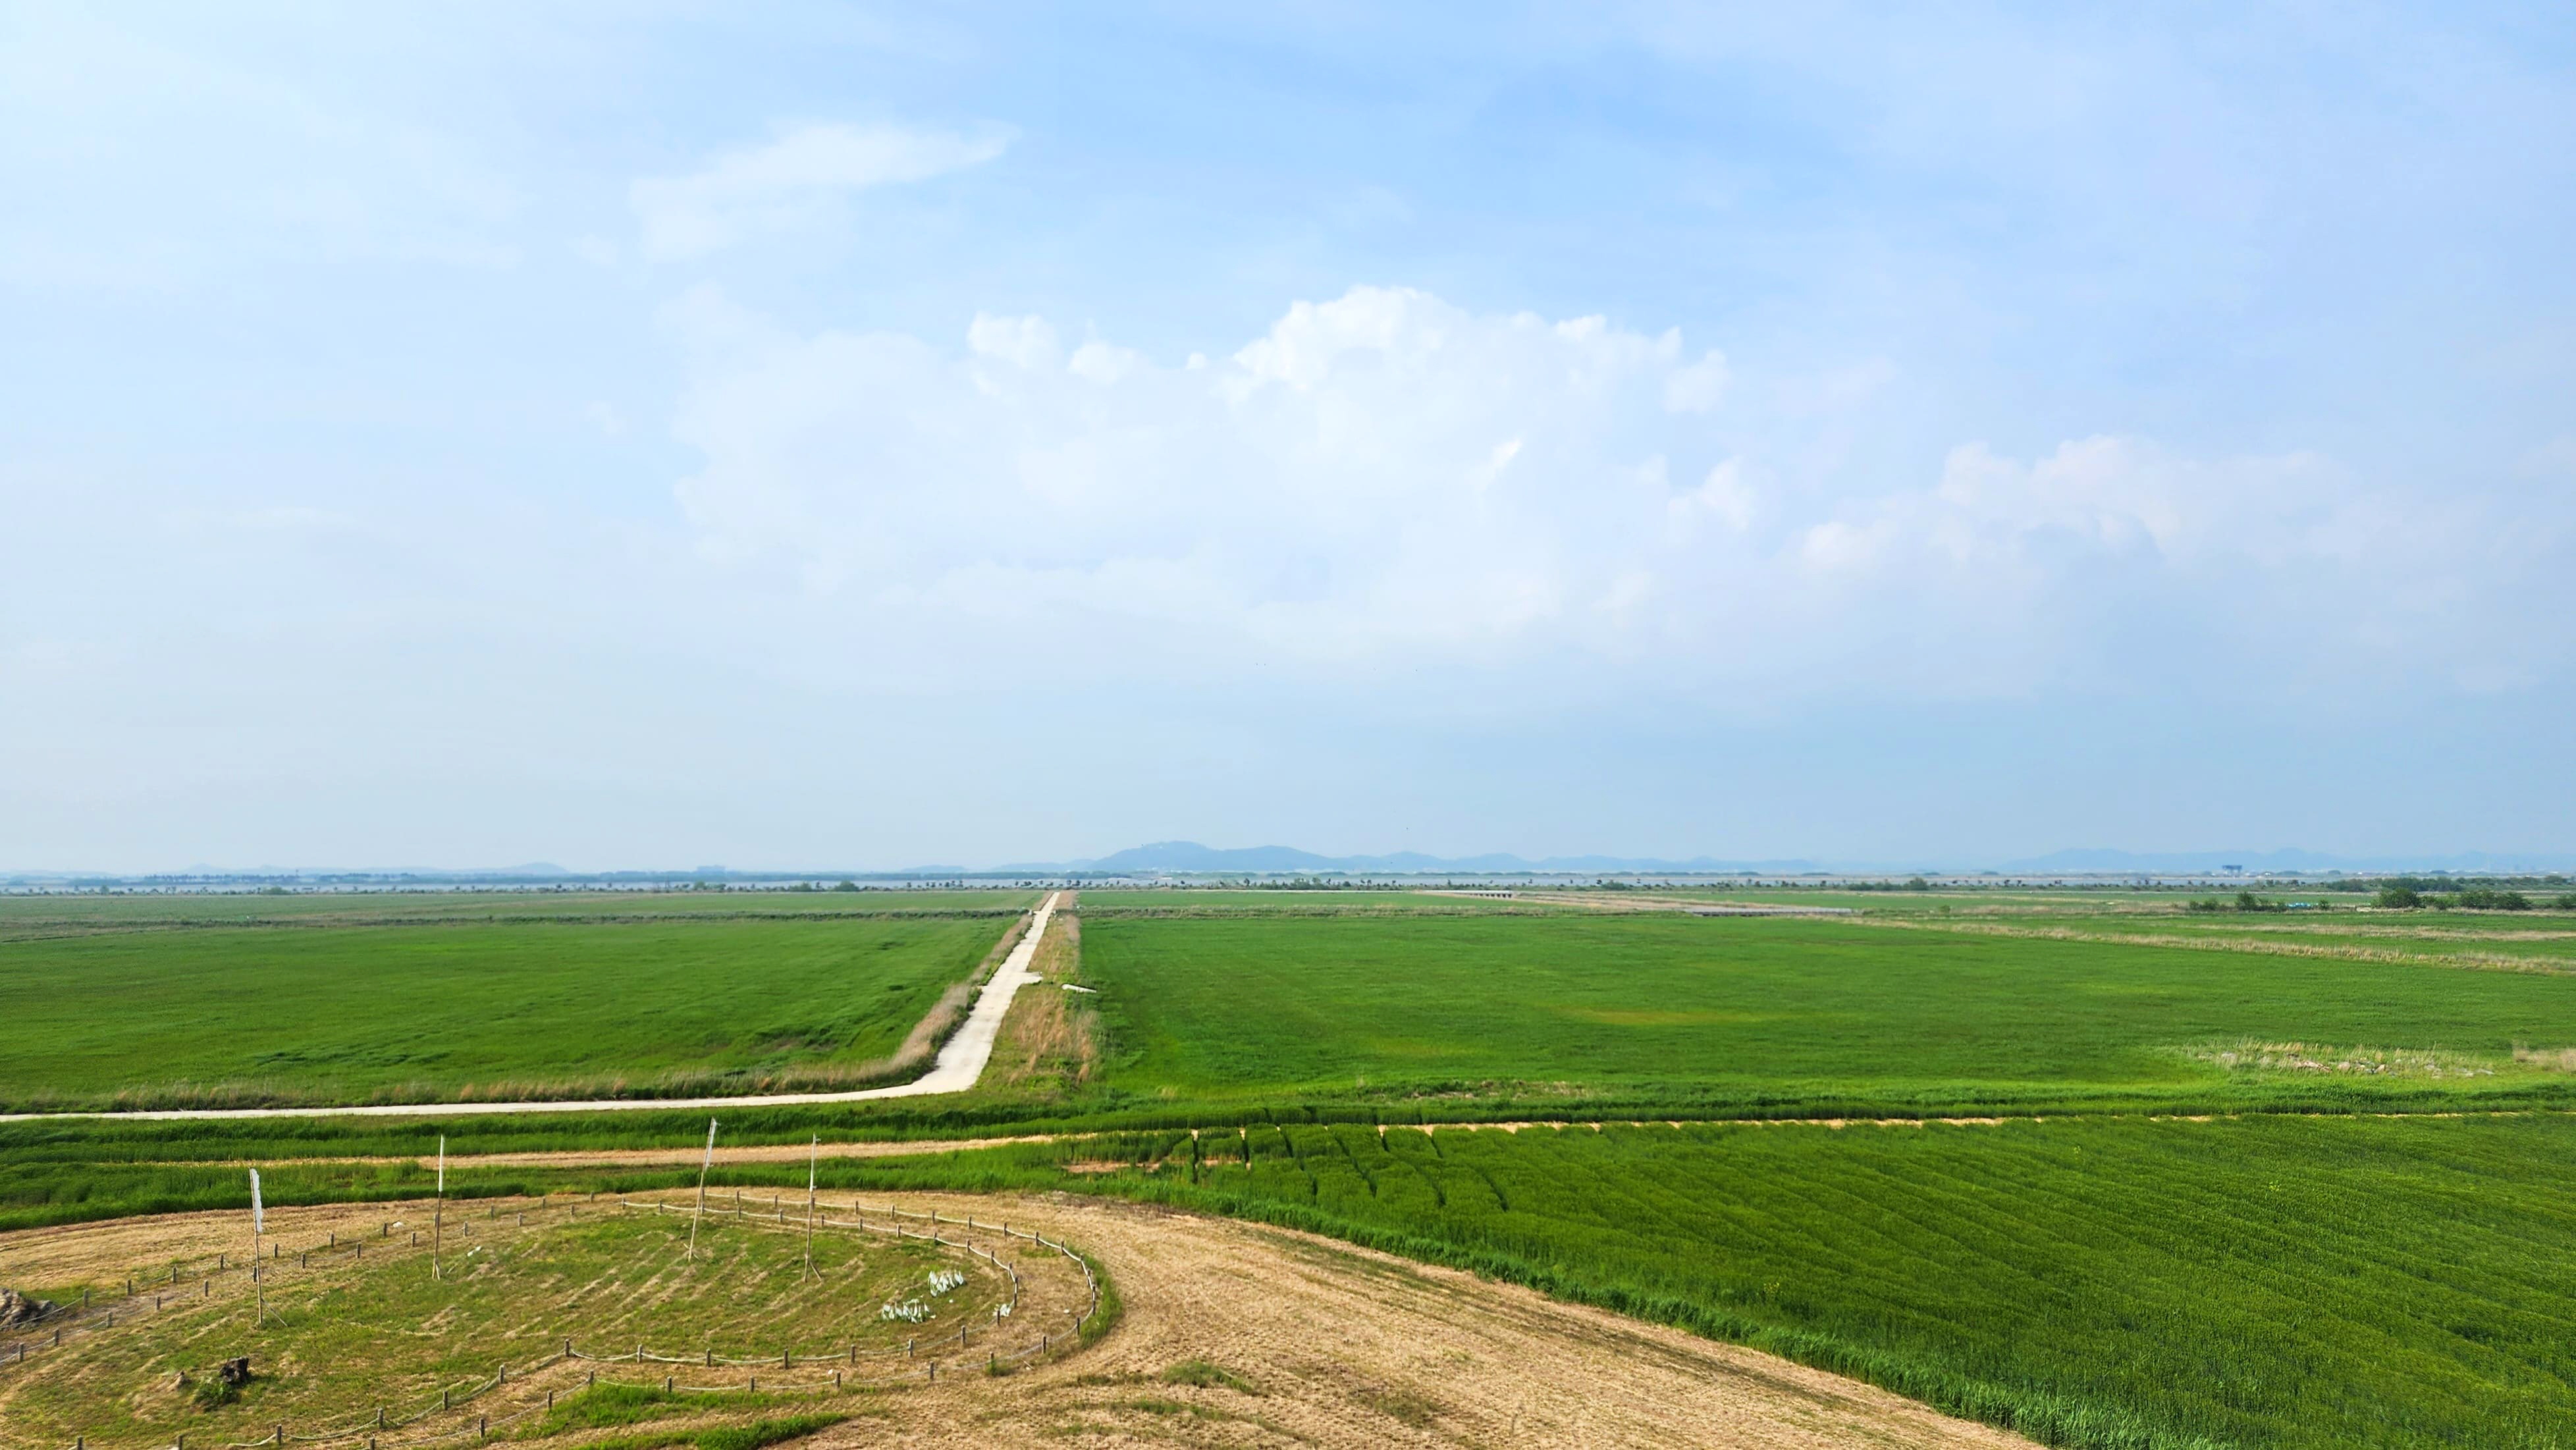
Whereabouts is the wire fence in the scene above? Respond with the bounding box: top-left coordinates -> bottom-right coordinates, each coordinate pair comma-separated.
3,1191 -> 1105,1450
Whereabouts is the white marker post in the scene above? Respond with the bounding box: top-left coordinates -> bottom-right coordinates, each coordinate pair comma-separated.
433,1136 -> 446,1281
687,1119 -> 717,1258
803,1135 -> 819,1281
248,1168 -> 265,1326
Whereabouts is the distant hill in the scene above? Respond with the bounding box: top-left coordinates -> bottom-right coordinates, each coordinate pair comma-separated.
1086,842 -> 1343,873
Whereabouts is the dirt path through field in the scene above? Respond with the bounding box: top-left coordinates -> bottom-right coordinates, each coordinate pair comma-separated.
0,1191 -> 2031,1449
0,894 -> 1062,1125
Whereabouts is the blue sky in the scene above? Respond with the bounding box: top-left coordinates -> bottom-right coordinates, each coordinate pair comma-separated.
4,3 -> 2571,871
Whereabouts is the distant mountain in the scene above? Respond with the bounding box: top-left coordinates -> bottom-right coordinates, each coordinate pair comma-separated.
1087,842 -> 1345,873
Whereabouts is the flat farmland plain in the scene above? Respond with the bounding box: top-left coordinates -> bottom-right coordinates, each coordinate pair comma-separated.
0,908 -> 1028,1112
1079,911 -> 2576,1114
14,890 -> 2576,1450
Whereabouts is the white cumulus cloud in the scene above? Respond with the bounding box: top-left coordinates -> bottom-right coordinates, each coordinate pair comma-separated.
660,284 -> 2535,697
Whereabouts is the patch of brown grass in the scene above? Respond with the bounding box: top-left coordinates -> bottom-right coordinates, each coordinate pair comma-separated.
989,913 -> 1098,1094
2189,1040 -> 2502,1078
1876,917 -> 2576,977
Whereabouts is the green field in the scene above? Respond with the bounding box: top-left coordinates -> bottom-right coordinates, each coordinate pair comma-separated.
813,1112 -> 2576,1450
12,886 -> 2576,1449
0,912 -> 1020,1112
1081,911 -> 2576,1114
0,888 -> 1036,940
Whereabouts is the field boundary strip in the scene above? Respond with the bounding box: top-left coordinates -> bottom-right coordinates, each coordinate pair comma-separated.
1862,915 -> 2576,975
119,1106 -> 2565,1180
0,895 -> 1063,1125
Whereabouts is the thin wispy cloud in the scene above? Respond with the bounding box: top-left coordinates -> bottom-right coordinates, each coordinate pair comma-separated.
630,122 -> 1011,261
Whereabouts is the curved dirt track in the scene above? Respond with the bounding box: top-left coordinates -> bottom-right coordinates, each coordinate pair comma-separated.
865,1191 -> 2037,1448
0,1191 -> 2031,1450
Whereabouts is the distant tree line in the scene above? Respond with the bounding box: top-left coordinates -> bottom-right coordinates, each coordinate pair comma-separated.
2187,892 -> 2321,914
2367,883 -> 2576,911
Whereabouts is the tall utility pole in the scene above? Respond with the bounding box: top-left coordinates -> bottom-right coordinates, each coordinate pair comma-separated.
803,1135 -> 819,1281
432,1137 -> 446,1281
249,1168 -> 265,1326
687,1119 -> 718,1258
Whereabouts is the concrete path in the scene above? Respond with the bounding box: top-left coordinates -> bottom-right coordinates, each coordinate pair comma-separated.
0,892 -> 1062,1123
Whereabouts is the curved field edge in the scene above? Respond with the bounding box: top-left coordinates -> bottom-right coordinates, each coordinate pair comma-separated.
0,909 -> 1036,1115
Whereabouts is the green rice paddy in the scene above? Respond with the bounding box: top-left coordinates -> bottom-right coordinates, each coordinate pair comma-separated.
0,909 -> 1025,1112
1081,911 -> 2576,1114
